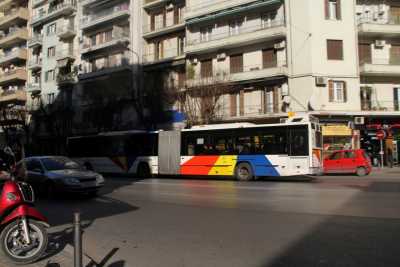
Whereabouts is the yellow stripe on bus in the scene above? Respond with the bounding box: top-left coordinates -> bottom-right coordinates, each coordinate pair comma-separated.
208,156 -> 237,176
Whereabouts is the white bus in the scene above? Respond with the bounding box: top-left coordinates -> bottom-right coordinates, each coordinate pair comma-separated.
67,116 -> 322,180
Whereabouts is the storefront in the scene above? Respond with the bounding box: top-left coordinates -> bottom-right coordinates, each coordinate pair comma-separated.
322,124 -> 355,157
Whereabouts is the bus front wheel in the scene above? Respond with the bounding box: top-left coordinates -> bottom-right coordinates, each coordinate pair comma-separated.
137,163 -> 151,178
235,163 -> 254,181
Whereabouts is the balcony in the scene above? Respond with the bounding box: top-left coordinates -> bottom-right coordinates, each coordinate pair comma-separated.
186,0 -> 277,20
57,72 -> 77,85
28,58 -> 42,71
143,0 -> 173,9
80,0 -> 115,8
57,24 -> 76,39
359,58 -> 400,77
0,0 -> 13,11
0,68 -> 26,85
80,4 -> 130,30
186,20 -> 286,54
32,0 -> 47,8
27,34 -> 43,48
143,46 -> 185,64
358,16 -> 400,37
186,61 -> 288,88
143,17 -> 185,39
81,34 -> 129,55
0,89 -> 26,105
56,49 -> 75,61
0,28 -> 28,48
79,58 -> 131,80
26,83 -> 41,93
31,1 -> 77,26
0,8 -> 29,30
0,48 -> 27,66
361,100 -> 399,112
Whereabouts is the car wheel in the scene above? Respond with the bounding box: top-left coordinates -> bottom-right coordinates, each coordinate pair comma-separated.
235,163 -> 254,181
356,167 -> 367,177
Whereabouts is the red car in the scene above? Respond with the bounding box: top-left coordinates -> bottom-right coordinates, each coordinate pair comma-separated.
323,149 -> 372,176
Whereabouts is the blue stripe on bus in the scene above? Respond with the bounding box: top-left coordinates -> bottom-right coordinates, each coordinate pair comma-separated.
237,155 -> 280,177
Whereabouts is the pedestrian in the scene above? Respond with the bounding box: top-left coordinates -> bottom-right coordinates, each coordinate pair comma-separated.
387,148 -> 394,168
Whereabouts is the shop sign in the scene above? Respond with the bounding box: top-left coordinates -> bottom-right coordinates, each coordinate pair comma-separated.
322,125 -> 352,136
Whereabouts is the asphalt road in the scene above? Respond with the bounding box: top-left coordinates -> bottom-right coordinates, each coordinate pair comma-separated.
35,171 -> 400,267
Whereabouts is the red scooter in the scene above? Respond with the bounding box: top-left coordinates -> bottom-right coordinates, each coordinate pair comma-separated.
0,148 -> 48,264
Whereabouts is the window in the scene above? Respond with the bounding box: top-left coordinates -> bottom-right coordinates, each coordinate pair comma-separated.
200,59 -> 212,78
47,23 -> 56,36
330,152 -> 342,160
47,46 -> 56,58
325,0 -> 341,20
344,151 -> 356,159
47,93 -> 55,104
263,87 -> 279,113
200,26 -> 212,42
155,41 -> 163,60
230,54 -> 243,74
178,36 -> 185,56
229,19 -> 243,36
26,159 -> 43,172
329,80 -> 347,102
289,127 -> 309,156
45,70 -> 55,82
394,88 -> 400,111
327,40 -> 343,60
263,48 -> 277,68
229,90 -> 244,117
358,43 -> 371,64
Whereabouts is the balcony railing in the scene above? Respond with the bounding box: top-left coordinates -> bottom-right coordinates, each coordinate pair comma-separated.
27,83 -> 41,92
143,46 -> 185,63
31,0 -> 77,25
80,57 -> 131,77
81,33 -> 129,53
0,48 -> 27,64
32,0 -> 46,7
80,3 -> 129,28
187,19 -> 285,46
0,68 -> 27,84
0,89 -> 26,104
186,61 -> 287,87
57,24 -> 76,38
57,72 -> 77,84
358,15 -> 400,25
28,34 -> 43,47
143,16 -> 185,34
360,57 -> 400,65
361,100 -> 400,112
28,57 -> 42,70
0,8 -> 28,25
0,28 -> 27,42
56,49 -> 75,60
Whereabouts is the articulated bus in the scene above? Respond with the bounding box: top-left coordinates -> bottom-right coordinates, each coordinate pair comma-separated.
67,116 -> 322,180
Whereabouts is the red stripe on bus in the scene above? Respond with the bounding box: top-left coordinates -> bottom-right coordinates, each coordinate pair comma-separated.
180,156 -> 220,175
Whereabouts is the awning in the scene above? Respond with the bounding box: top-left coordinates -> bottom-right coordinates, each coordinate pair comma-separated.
57,58 -> 69,68
186,0 -> 282,25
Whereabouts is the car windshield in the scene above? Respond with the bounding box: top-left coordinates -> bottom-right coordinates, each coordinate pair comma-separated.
41,157 -> 82,171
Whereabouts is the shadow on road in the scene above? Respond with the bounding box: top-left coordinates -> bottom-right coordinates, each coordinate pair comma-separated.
261,181 -> 400,267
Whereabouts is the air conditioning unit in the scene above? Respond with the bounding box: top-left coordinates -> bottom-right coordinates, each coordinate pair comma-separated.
166,3 -> 174,10
191,58 -> 198,65
355,117 -> 365,125
274,41 -> 286,50
315,77 -> 327,86
217,53 -> 226,61
280,118 -> 288,123
373,12 -> 380,20
375,40 -> 385,48
282,95 -> 290,104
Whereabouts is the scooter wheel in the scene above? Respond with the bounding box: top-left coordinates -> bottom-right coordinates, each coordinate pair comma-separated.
0,220 -> 48,264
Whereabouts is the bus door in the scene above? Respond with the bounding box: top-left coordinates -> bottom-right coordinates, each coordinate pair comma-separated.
158,131 -> 181,175
289,126 -> 310,175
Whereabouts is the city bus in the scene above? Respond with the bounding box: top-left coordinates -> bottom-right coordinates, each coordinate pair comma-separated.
67,116 -> 322,180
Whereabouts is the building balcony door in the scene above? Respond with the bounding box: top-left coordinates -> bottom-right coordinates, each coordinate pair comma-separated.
358,43 -> 371,64
360,87 -> 372,111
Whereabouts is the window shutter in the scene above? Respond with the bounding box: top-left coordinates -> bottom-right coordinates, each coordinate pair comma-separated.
239,90 -> 244,116
325,0 -> 330,19
394,88 -> 399,111
230,93 -> 237,117
329,80 -> 334,102
262,48 -> 277,68
201,59 -> 212,78
151,15 -> 155,31
273,87 -> 279,113
343,81 -> 347,102
230,54 -> 243,74
336,0 -> 341,20
174,6 -> 179,24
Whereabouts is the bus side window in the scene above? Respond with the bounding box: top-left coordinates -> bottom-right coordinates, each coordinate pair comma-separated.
289,127 -> 309,156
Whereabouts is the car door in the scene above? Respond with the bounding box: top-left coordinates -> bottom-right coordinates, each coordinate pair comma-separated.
341,151 -> 357,173
324,151 -> 343,173
27,159 -> 46,187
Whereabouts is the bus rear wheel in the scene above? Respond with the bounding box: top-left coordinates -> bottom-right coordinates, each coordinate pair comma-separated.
235,163 -> 254,181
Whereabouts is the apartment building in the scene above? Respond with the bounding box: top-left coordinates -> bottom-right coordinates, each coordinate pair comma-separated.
0,0 -> 28,111
142,0 -> 186,118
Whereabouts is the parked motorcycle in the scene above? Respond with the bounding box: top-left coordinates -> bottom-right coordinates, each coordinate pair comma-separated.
0,147 -> 48,264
